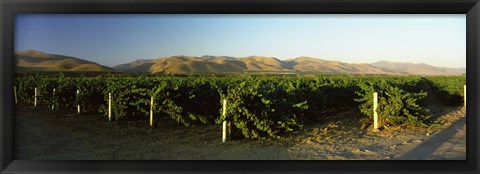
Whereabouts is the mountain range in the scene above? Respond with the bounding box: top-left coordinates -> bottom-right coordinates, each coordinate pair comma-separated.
15,50 -> 466,76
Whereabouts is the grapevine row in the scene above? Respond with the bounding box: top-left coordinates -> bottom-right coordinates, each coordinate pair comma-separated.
14,74 -> 466,139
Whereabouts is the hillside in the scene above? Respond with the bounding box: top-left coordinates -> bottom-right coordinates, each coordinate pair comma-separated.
146,55 -> 286,74
118,55 -> 465,75
284,57 -> 394,74
113,59 -> 156,73
15,50 -> 114,72
371,61 -> 465,76
14,50 -> 465,75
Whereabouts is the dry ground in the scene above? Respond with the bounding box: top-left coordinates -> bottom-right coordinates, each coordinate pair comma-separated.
14,103 -> 466,160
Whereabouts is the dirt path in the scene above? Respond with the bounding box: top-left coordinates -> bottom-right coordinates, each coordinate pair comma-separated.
287,107 -> 466,160
14,104 -> 466,160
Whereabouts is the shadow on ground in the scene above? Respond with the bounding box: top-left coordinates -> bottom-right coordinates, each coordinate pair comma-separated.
398,114 -> 466,160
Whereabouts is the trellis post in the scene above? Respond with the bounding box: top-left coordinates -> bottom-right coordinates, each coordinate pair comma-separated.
464,85 -> 466,106
373,92 -> 379,130
150,96 -> 154,127
108,93 -> 112,122
34,87 -> 37,107
51,88 -> 55,110
77,90 -> 81,115
222,99 -> 227,143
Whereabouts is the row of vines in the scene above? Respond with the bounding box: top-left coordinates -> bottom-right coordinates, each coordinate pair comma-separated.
14,74 -> 466,139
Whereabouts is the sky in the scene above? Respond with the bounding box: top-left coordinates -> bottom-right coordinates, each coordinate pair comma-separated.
15,14 -> 466,68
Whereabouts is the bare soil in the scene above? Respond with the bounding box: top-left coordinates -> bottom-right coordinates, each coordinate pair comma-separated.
14,102 -> 465,160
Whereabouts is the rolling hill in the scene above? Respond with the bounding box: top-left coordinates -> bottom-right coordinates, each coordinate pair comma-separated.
116,55 -> 387,74
14,50 -> 466,75
370,61 -> 465,76
113,59 -> 156,73
117,55 -> 465,75
284,57 -> 395,74
15,50 -> 114,72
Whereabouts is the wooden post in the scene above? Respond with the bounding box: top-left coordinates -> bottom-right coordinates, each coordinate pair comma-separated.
51,88 -> 55,110
373,92 -> 379,130
150,96 -> 154,127
222,99 -> 227,143
108,93 -> 112,122
77,90 -> 80,115
34,87 -> 37,107
464,85 -> 466,106
14,86 -> 17,104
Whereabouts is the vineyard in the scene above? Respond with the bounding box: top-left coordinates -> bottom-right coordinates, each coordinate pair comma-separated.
14,74 -> 466,140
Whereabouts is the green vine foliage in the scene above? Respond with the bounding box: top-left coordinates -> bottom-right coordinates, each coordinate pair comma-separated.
355,78 -> 431,126
148,77 -> 221,127
14,74 -> 464,139
15,75 -> 37,104
425,76 -> 466,106
222,78 -> 307,139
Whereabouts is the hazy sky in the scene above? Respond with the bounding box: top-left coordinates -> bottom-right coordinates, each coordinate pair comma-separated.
15,14 -> 466,68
